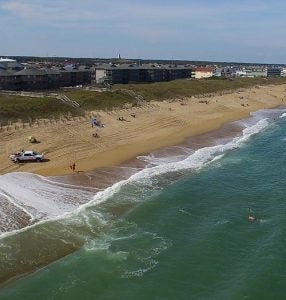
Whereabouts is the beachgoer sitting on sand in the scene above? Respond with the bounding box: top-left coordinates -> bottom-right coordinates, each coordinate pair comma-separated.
91,117 -> 96,128
93,133 -> 100,138
28,136 -> 37,143
92,117 -> 104,128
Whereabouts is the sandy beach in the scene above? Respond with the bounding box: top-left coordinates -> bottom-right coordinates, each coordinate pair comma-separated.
1,83 -> 286,176
1,83 -> 286,286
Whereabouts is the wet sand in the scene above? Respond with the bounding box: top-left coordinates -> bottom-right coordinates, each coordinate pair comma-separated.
0,84 -> 286,177
50,120 -> 244,184
0,194 -> 31,232
0,116 -> 247,234
1,83 -> 286,235
0,98 -> 284,287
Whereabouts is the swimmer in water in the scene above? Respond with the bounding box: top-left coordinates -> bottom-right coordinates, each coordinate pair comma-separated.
248,215 -> 257,222
248,208 -> 257,222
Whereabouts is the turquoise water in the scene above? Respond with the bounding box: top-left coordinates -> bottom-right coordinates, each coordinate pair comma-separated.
1,111 -> 286,299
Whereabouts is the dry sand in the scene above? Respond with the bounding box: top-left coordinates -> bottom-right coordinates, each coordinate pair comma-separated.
1,84 -> 286,176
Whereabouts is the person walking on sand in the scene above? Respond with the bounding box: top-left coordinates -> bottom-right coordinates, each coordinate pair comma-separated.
70,162 -> 76,172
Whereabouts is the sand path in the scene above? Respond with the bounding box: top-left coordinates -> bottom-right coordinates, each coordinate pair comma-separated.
0,84 -> 285,176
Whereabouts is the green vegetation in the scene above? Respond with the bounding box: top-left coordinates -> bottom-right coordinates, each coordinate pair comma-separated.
1,77 -> 286,125
65,90 -> 136,110
0,95 -> 79,125
0,90 -> 136,125
115,77 -> 286,100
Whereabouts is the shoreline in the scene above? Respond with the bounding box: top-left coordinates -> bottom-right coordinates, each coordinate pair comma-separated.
0,97 -> 285,287
0,83 -> 286,176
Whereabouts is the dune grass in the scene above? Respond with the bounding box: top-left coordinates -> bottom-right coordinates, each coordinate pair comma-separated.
114,77 -> 286,100
0,95 -> 79,125
1,77 -> 286,125
64,90 -> 136,110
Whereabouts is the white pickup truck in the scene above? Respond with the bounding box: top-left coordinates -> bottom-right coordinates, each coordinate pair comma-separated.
10,150 -> 45,163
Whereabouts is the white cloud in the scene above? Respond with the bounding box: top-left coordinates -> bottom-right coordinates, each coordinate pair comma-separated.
1,0 -> 286,62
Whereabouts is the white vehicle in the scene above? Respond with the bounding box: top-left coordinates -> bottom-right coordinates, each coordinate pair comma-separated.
10,150 -> 45,163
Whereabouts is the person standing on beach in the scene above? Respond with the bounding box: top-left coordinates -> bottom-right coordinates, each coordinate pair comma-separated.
70,162 -> 76,172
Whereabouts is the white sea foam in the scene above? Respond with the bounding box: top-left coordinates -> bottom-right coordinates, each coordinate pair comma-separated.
0,116 -> 272,238
235,108 -> 286,128
121,261 -> 158,278
179,209 -> 193,216
120,232 -> 171,278
138,146 -> 193,166
138,153 -> 189,166
85,118 -> 270,210
279,112 -> 286,118
215,220 -> 231,226
0,172 -> 94,221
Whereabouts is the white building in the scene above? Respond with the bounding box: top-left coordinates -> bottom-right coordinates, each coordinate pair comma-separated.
192,67 -> 213,79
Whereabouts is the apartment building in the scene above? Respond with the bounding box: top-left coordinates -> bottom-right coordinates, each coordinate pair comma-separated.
267,68 -> 282,77
94,63 -> 195,84
0,58 -> 91,91
222,66 -> 267,77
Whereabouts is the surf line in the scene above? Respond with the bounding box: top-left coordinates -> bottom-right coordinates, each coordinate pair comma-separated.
0,116 -> 273,240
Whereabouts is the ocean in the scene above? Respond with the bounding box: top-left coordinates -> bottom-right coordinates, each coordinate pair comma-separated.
0,107 -> 286,299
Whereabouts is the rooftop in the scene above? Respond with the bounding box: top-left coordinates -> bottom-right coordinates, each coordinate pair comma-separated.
0,57 -> 16,62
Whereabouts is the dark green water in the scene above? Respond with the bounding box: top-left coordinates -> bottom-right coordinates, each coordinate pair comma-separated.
1,112 -> 286,299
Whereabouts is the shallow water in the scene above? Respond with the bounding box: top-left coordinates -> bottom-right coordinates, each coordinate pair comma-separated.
1,108 -> 286,299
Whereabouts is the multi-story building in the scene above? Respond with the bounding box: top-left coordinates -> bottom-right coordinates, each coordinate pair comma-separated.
0,58 -> 92,91
267,68 -> 282,77
222,66 -> 268,78
244,68 -> 267,77
0,58 -> 215,88
94,63 -> 197,84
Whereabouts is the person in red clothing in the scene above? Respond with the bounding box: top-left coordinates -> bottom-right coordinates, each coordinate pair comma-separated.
70,162 -> 76,172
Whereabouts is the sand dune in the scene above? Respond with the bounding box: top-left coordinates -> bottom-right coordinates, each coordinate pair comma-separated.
0,84 -> 285,176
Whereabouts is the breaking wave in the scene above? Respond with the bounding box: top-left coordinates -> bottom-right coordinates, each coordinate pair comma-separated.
0,110 -> 279,238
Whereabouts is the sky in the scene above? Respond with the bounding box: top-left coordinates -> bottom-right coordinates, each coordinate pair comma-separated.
0,0 -> 286,64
